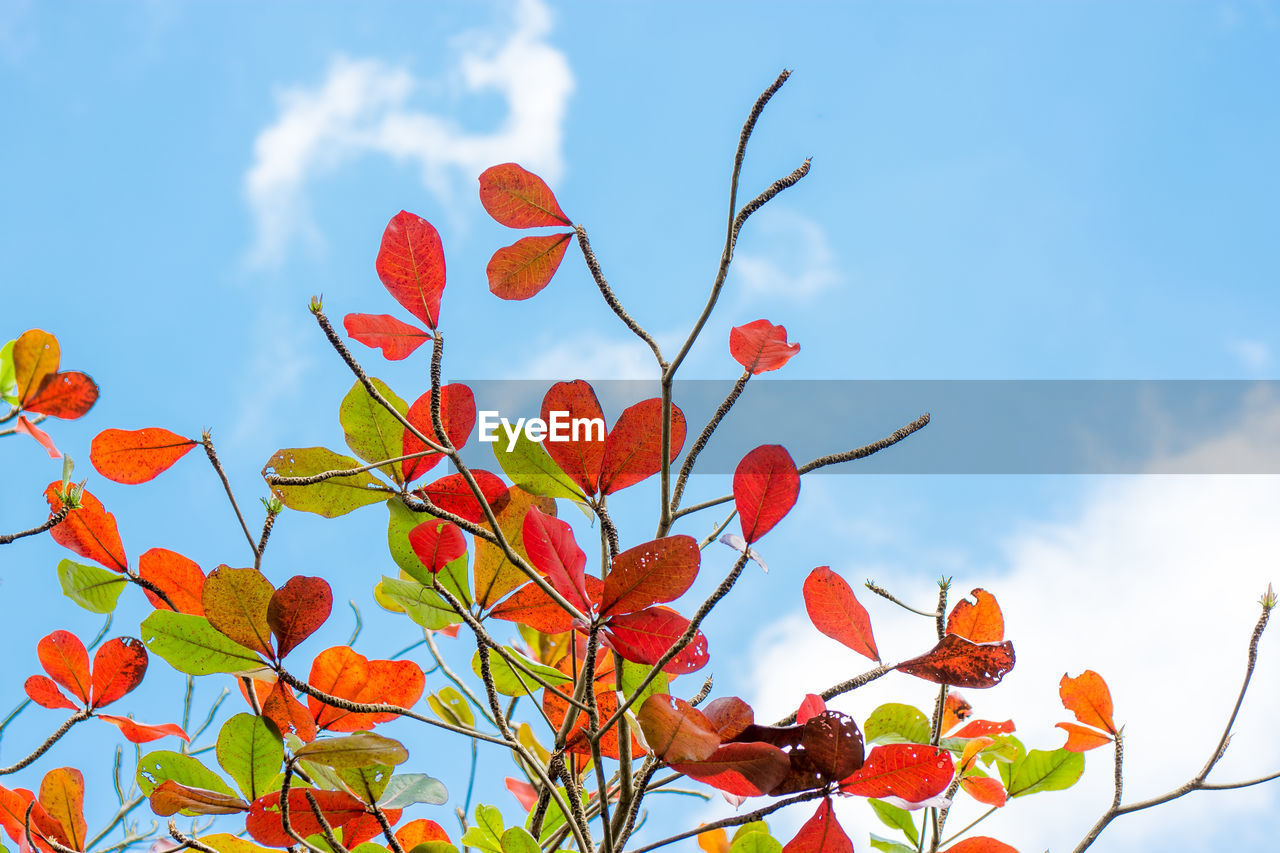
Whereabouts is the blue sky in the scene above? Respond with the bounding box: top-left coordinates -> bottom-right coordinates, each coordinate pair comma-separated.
3,2 -> 1280,851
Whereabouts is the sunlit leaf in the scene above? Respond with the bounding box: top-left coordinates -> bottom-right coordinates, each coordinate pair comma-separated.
295,731 -> 408,769
605,606 -> 709,674
417,469 -> 509,524
339,377 -> 409,486
245,788 -> 368,847
89,636 -> 148,708
469,647 -> 572,698
306,646 -> 424,732
473,487 -> 556,608
427,686 -> 475,729
487,575 -> 602,635
487,233 -> 572,300
601,535 -> 699,618
24,676 -> 76,711
56,559 -> 125,614
952,719 -> 1014,739
781,799 -> 850,853
403,383 -> 477,482
478,163 -> 571,228
376,210 -> 446,329
1059,670 -> 1117,735
263,447 -> 390,518
37,630 -> 90,706
215,713 -> 284,802
13,329 -> 60,406
37,768 -> 86,853
959,775 -> 1007,808
942,838 -> 1018,853
409,520 -> 467,575
946,589 -> 1004,643
267,576 -> 332,659
637,694 -> 722,763
539,381 -> 606,496
733,445 -> 799,544
1000,747 -> 1084,798
21,370 -> 98,418
16,415 -> 59,457
140,611 -> 266,675
137,547 -> 205,614
381,776 -> 449,809
44,483 -> 127,572
803,566 -> 878,660
542,687 -> 641,760
379,575 -> 464,632
97,714 -> 190,744
89,427 -> 196,484
1055,722 -> 1113,752
492,427 -> 585,502
343,313 -> 431,360
839,744 -> 954,803
896,636 -> 1015,689
796,694 -> 826,725
260,679 -> 317,744
597,399 -> 686,495
867,799 -> 919,847
701,697 -> 755,741
730,320 -> 800,375
135,749 -> 240,803
202,566 -> 276,659
148,780 -> 248,817
522,507 -> 590,611
669,742 -> 791,797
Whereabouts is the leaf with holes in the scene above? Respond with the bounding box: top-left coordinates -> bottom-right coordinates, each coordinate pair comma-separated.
45,483 -> 128,572
376,210 -> 446,329
601,535 -> 699,618
343,313 -> 431,360
946,589 -> 1004,643
478,163 -> 571,227
487,233 -> 573,300
598,399 -> 686,495
606,606 -> 708,674
839,744 -> 954,803
896,636 -> 1015,689
803,566 -> 878,661
733,445 -> 799,544
89,428 -> 196,484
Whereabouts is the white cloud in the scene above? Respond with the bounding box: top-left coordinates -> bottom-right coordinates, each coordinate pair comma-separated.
513,332 -> 661,381
1227,338 -> 1271,373
714,413 -> 1280,851
729,207 -> 841,304
244,0 -> 573,267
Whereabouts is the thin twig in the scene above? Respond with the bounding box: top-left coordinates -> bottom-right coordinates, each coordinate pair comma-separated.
575,225 -> 665,367
0,506 -> 69,545
866,580 -> 937,618
628,789 -> 831,853
0,710 -> 90,775
773,664 -> 895,726
201,432 -> 258,560
670,370 -> 750,512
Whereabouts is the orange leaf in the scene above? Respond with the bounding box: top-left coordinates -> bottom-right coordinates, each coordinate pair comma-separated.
838,744 -> 954,802
37,631 -> 90,706
89,637 -> 148,709
44,484 -> 128,572
202,566 -> 276,659
543,687 -> 642,759
37,768 -> 85,853
1056,722 -> 1113,752
487,233 -> 573,300
16,415 -> 60,458
803,566 -> 878,661
1059,670 -> 1117,735
97,714 -> 190,744
23,372 -> 98,419
260,678 -> 318,743
943,837 -> 1018,853
669,742 -> 791,797
478,163 -> 571,227
782,799 -> 852,853
90,428 -> 196,485
13,329 -> 60,406
343,313 -> 431,360
138,548 -> 205,614
402,383 -> 477,482
306,646 -> 424,731
942,691 -> 973,734
636,694 -> 722,763
394,819 -> 450,849
960,775 -> 1008,808
947,588 -> 1004,643
697,827 -> 730,853
957,737 -> 995,773
473,487 -> 557,608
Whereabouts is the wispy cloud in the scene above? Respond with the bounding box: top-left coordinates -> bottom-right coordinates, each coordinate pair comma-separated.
716,414 -> 1280,850
1227,337 -> 1271,373
244,0 -> 573,267
513,332 -> 662,381
729,207 -> 841,304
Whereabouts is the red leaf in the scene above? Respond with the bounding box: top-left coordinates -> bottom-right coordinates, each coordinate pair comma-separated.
149,780 -> 248,816
601,535 -> 699,618
407,521 -> 467,574
636,694 -> 722,763
343,810 -> 402,848
37,768 -> 86,853
598,399 -> 686,495
959,776 -> 1008,808
375,210 -> 446,329
1059,670 -> 1117,735
896,636 -> 1016,689
37,631 -> 90,706
942,837 -> 1018,853
605,606 -> 708,674
540,380 -> 606,495
261,678 -> 318,743
701,697 -> 755,741
489,575 -> 603,635
669,742 -> 791,797
306,647 -> 424,731
44,484 -> 128,572
417,469 -> 510,523
952,719 -> 1015,738
343,313 -> 431,360
402,383 -> 477,482
487,233 -> 573,300
839,744 -> 955,802
24,676 -> 76,711
803,566 -> 879,661
1056,722 -> 1113,752
16,416 -> 60,458
246,788 -> 368,847
522,507 -> 590,611
134,549 -> 205,617
947,588 -> 1005,643
97,714 -> 189,744
730,320 -> 800,375
478,163 -> 571,227
797,694 -> 826,725
733,445 -> 799,544
0,785 -> 70,853
782,799 -> 852,853
89,428 -> 197,485
268,576 -> 333,659
90,637 -> 147,709
505,778 -> 538,811
22,372 -> 99,419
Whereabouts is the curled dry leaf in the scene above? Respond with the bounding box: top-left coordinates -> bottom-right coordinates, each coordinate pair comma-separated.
896,635 -> 1016,689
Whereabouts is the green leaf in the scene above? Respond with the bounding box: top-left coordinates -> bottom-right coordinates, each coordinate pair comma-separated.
56,559 -> 125,613
732,823 -> 772,841
500,827 -> 540,853
263,447 -> 390,518
461,803 -> 505,852
338,763 -> 393,804
618,658 -> 669,710
868,799 -> 919,846
0,340 -> 17,404
729,834 -> 781,853
380,576 -> 464,631
340,377 -> 409,486
136,750 -> 239,805
470,647 -> 572,697
386,497 -> 472,602
864,703 -> 931,745
408,845 -> 460,853
1005,747 -> 1085,797
294,732 -> 409,769
428,686 -> 475,729
140,611 -> 265,675
215,713 -> 283,802
493,428 -> 585,503
868,834 -> 917,853
200,834 -> 278,853
379,772 -> 448,808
